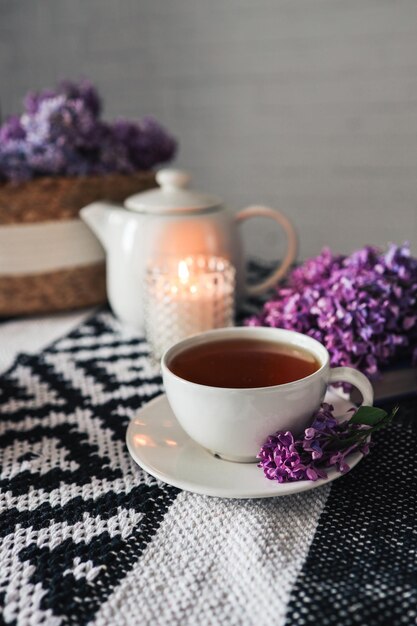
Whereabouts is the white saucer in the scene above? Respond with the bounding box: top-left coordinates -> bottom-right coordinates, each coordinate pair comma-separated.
126,390 -> 363,499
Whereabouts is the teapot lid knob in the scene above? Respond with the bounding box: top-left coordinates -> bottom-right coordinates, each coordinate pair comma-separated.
125,168 -> 221,213
156,169 -> 191,191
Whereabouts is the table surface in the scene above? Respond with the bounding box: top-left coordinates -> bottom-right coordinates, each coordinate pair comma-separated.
0,307 -> 416,626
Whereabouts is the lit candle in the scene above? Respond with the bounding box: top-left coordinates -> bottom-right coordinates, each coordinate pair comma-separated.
144,255 -> 235,359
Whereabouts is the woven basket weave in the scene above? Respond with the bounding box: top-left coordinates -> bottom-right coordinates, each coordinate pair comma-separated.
0,171 -> 156,316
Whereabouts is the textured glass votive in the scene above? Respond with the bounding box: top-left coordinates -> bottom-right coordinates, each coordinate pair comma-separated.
144,255 -> 235,359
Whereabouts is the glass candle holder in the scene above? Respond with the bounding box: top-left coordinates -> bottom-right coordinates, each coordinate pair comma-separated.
144,255 -> 235,359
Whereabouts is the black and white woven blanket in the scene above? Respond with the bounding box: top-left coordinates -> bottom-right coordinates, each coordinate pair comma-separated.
0,309 -> 416,626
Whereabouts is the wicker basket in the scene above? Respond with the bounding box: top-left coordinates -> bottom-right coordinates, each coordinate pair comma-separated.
0,171 -> 156,316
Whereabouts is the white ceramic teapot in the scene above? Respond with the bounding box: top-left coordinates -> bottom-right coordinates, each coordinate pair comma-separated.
80,169 -> 297,330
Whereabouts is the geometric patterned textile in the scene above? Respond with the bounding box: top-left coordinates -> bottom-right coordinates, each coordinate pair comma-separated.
0,310 -> 416,626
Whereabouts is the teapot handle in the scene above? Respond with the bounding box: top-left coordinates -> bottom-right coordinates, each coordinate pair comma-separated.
235,205 -> 298,296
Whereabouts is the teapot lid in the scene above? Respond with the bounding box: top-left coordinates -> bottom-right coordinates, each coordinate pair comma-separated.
124,169 -> 222,214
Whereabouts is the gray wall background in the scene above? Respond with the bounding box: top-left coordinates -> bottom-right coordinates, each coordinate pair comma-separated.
1,0 -> 417,260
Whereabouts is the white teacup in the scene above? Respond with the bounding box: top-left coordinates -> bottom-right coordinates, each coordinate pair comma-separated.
161,327 -> 374,463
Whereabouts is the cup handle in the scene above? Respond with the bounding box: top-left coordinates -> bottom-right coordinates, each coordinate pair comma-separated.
235,205 -> 298,296
329,367 -> 374,406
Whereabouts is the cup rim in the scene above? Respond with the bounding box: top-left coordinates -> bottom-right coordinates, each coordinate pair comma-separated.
161,326 -> 329,392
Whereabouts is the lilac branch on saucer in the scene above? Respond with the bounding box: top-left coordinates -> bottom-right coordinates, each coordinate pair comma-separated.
257,403 -> 398,483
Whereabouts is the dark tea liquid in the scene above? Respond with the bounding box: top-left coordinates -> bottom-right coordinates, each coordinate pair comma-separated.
169,338 -> 320,388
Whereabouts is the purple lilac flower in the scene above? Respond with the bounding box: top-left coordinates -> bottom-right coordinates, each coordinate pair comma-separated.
247,244 -> 417,379
112,116 -> 178,171
0,80 -> 177,182
257,403 -> 370,483
58,79 -> 102,117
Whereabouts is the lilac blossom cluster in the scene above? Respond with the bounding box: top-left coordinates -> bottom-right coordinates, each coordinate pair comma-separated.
257,403 -> 370,483
247,244 -> 417,379
0,80 -> 177,182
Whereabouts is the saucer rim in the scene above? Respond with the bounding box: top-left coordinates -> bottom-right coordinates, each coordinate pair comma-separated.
126,393 -> 364,499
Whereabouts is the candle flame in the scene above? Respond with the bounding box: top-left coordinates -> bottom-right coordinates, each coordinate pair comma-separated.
178,260 -> 190,284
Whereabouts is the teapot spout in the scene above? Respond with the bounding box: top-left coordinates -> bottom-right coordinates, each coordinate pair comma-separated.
80,201 -> 119,250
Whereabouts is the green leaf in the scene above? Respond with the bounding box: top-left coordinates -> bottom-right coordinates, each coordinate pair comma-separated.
368,405 -> 399,430
326,405 -> 400,451
349,406 -> 387,426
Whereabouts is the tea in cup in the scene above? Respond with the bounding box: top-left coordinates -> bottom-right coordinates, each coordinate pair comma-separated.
161,327 -> 373,462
